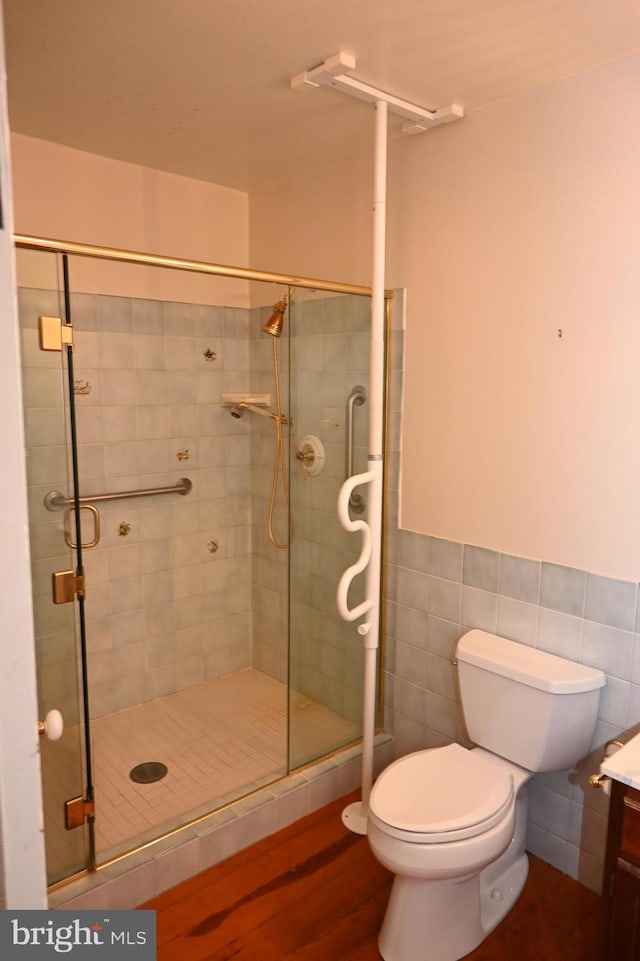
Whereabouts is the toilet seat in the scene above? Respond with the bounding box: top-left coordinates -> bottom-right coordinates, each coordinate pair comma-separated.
369,743 -> 514,843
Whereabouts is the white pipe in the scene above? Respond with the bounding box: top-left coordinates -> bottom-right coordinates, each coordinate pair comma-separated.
341,99 -> 388,836
370,99 -> 388,460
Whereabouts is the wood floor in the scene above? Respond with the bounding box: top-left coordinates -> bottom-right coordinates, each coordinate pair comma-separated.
142,791 -> 609,961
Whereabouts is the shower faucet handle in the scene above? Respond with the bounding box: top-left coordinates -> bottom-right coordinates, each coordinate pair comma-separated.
296,435 -> 325,476
296,445 -> 315,465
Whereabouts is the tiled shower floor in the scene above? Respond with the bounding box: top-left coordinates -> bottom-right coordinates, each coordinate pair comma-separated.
42,669 -> 359,879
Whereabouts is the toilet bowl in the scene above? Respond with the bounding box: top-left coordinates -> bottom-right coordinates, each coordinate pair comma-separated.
367,630 -> 605,961
369,744 -> 515,876
368,744 -> 529,961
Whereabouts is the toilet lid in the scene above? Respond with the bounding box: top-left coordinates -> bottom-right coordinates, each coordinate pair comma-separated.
370,744 -> 513,842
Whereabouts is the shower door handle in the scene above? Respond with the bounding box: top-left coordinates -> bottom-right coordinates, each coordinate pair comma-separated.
345,386 -> 367,514
63,504 -> 101,549
38,709 -> 64,741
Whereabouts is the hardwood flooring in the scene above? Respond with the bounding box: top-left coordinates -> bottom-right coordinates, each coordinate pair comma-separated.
142,791 -> 608,960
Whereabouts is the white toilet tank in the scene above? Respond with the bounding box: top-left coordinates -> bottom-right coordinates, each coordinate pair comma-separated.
457,630 -> 605,772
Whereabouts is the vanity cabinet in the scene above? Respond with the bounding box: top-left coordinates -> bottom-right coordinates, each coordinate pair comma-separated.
604,778 -> 640,960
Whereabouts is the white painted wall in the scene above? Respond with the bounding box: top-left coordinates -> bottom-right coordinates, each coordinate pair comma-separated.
389,52 -> 640,580
0,5 -> 48,908
249,145 -> 374,288
252,52 -> 640,582
11,133 -> 250,306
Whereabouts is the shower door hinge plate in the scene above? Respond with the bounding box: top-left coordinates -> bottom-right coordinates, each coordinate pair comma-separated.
65,796 -> 95,831
52,569 -> 85,604
39,315 -> 73,351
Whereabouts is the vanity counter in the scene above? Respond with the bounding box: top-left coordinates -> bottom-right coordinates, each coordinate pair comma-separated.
601,733 -> 640,790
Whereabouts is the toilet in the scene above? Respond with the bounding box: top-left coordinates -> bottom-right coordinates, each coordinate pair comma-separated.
368,629 -> 605,961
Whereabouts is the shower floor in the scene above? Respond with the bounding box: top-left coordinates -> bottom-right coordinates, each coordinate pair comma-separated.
42,669 -> 359,879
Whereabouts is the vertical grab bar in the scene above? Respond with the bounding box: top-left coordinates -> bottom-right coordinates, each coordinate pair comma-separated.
346,385 -> 367,514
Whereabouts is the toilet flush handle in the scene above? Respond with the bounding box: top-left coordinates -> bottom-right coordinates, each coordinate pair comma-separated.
588,773 -> 611,794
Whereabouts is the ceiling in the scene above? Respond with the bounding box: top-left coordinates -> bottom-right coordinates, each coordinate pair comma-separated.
4,0 -> 640,193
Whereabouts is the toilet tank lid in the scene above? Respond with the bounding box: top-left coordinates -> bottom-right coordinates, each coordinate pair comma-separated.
457,630 -> 606,694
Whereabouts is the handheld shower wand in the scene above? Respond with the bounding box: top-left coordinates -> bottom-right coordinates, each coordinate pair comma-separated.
223,296 -> 292,550
263,296 -> 290,549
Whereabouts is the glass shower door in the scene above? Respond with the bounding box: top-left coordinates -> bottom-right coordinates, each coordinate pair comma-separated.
288,290 -> 375,769
17,248 -> 94,884
15,236 -> 378,881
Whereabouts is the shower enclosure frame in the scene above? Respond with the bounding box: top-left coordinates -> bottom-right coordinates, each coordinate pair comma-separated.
15,231 -> 391,890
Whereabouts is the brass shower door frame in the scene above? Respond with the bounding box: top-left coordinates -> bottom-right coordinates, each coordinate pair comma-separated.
15,233 -> 385,295
14,232 -> 392,887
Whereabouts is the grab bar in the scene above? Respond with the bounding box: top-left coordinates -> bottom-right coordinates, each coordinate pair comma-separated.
44,477 -> 193,511
345,385 -> 367,514
336,469 -> 375,622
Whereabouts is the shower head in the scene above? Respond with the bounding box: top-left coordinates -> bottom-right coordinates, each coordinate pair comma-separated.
263,297 -> 288,337
229,402 -> 280,422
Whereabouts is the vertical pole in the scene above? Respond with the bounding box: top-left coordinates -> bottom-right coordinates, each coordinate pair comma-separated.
370,99 -> 388,461
342,99 -> 387,835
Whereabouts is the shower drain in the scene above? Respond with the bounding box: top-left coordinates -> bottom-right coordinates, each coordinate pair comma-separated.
130,761 -> 168,784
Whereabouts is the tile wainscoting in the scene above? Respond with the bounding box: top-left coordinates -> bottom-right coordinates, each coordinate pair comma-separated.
384,528 -> 640,893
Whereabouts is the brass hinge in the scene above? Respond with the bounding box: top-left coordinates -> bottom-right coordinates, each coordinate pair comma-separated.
39,315 -> 73,351
65,796 -> 95,831
52,570 -> 85,604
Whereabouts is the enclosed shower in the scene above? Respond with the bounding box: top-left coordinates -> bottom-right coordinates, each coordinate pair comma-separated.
16,237 -> 386,888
